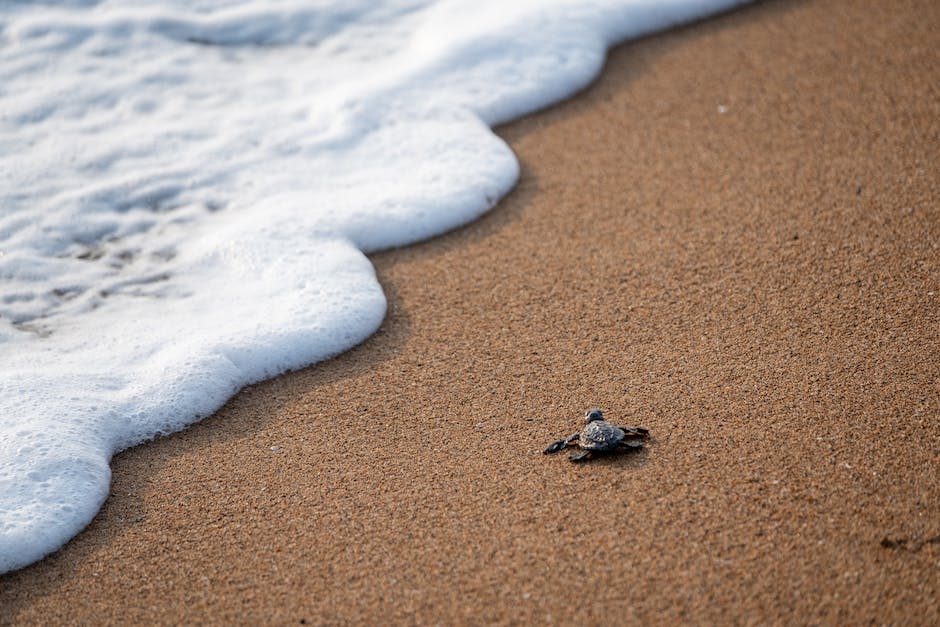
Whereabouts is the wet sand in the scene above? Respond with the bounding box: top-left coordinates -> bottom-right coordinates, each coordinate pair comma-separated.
2,0 -> 939,623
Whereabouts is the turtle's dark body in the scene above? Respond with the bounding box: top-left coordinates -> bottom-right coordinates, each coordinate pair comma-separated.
544,409 -> 648,462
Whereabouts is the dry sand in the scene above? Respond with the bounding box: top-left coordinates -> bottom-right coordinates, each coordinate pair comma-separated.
2,0 -> 939,623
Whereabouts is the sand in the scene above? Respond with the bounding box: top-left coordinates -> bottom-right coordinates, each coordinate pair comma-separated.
2,0 -> 939,623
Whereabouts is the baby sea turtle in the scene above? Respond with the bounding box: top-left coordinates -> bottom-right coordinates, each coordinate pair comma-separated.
543,408 -> 649,462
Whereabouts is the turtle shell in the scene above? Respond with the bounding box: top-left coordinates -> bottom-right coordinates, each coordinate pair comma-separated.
579,420 -> 626,451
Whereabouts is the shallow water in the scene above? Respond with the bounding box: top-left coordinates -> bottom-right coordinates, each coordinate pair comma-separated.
0,0 -> 744,573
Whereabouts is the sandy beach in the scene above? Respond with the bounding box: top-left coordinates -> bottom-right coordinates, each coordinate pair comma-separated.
3,0 -> 939,623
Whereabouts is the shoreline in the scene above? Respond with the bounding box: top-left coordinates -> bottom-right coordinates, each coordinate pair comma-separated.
3,0 -> 940,623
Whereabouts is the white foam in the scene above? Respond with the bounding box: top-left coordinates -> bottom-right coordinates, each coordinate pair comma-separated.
0,0 -> 745,573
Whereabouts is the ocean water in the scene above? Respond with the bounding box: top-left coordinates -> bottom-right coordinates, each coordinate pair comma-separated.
0,0 -> 744,573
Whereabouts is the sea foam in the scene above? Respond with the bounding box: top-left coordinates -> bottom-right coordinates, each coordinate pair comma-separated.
0,0 -> 744,573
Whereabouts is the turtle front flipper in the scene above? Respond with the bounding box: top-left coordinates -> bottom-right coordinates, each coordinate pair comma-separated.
543,433 -> 579,454
568,450 -> 594,462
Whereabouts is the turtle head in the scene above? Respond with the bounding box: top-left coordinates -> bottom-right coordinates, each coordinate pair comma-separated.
584,408 -> 604,424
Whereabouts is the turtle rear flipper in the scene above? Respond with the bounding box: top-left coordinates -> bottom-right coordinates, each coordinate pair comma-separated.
618,440 -> 643,451
617,426 -> 649,438
569,451 -> 594,462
